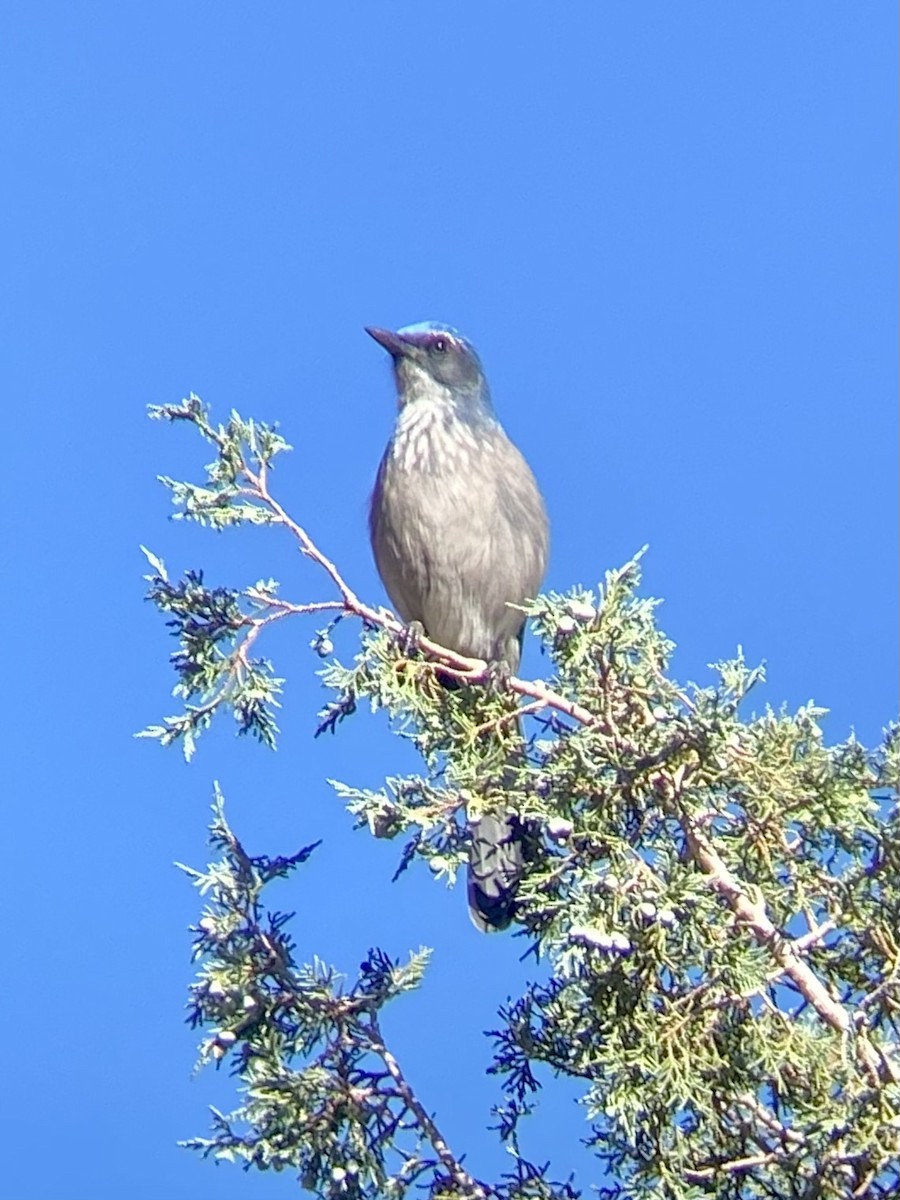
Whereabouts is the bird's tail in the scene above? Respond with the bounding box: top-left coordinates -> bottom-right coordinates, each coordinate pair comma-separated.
467,810 -> 523,932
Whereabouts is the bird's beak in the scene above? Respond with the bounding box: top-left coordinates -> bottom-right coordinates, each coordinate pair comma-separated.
365,326 -> 409,358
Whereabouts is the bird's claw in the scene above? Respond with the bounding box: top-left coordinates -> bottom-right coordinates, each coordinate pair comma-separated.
485,659 -> 512,693
397,619 -> 426,658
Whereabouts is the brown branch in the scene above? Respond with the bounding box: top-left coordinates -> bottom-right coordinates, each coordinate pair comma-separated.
244,589 -> 345,617
510,673 -> 600,728
364,1011 -> 485,1198
686,1090 -> 813,1184
680,816 -> 887,1083
684,1151 -> 781,1183
733,1091 -> 807,1148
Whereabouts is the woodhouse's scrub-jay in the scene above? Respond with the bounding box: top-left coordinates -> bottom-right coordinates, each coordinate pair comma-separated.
367,322 -> 549,931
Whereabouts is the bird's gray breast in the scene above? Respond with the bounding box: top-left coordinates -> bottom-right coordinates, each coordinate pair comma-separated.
369,403 -> 548,670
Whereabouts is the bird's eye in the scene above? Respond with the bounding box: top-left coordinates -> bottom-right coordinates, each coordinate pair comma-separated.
433,337 -> 448,354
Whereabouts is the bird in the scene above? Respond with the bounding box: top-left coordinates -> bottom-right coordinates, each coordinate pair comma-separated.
366,321 -> 549,931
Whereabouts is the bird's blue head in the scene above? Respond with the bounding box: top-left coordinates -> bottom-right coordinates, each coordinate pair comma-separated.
365,321 -> 495,421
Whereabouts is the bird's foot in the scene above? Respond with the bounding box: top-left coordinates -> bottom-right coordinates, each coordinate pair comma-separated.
396,619 -> 426,658
484,659 -> 512,694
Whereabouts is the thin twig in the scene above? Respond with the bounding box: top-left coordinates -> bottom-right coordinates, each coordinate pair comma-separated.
684,1151 -> 781,1182
364,1012 -> 485,1197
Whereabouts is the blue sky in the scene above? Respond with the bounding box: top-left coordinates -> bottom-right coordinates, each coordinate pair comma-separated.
3,5 -> 896,1198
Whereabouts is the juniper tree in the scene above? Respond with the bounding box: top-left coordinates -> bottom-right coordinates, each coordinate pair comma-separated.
142,396 -> 900,1199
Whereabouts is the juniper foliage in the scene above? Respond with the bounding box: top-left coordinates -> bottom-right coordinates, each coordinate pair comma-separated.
144,396 -> 900,1198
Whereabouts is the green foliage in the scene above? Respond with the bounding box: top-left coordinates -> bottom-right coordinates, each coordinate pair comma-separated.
137,553 -> 284,758
146,396 -> 900,1198
150,393 -> 291,529
138,400 -> 295,757
181,788 -> 577,1199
